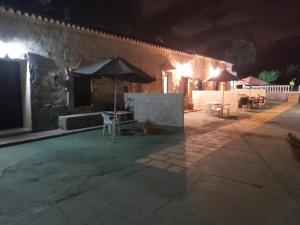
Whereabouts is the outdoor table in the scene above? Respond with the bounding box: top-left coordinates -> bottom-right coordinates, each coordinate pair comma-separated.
206,102 -> 222,115
247,97 -> 259,110
238,96 -> 249,108
104,111 -> 133,121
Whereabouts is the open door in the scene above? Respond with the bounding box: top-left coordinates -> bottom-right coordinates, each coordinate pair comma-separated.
0,60 -> 23,130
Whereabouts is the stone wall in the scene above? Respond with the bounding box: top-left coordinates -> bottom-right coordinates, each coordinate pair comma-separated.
0,7 -> 232,131
124,93 -> 184,127
192,90 -> 239,112
28,53 -> 68,130
287,93 -> 300,103
266,93 -> 289,102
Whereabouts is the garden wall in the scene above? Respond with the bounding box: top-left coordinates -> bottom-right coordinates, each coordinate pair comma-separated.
266,93 -> 289,102
124,93 -> 184,127
192,90 -> 239,112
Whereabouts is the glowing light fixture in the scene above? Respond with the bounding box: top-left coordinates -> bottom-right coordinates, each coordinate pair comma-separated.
0,41 -> 26,59
0,41 -> 5,58
209,66 -> 220,78
174,63 -> 192,77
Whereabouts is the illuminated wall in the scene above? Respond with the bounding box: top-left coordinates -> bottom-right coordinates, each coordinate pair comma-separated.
0,6 -> 233,131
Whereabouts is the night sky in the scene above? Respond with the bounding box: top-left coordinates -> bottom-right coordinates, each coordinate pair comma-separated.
1,0 -> 300,74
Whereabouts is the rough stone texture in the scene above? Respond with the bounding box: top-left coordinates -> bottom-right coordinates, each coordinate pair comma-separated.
124,93 -> 184,127
0,9 -> 232,131
28,53 -> 69,131
192,90 -> 239,112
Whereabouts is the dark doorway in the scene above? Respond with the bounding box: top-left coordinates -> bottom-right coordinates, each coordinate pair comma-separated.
73,77 -> 92,107
0,60 -> 23,130
179,77 -> 189,96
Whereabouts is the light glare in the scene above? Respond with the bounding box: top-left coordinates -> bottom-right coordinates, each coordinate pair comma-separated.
0,41 -> 26,59
209,66 -> 220,78
174,63 -> 192,77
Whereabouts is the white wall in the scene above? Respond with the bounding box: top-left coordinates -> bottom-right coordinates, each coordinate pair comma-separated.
124,93 -> 184,127
192,90 -> 239,112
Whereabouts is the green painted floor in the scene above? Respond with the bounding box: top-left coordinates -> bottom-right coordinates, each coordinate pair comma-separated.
1,104 -> 300,225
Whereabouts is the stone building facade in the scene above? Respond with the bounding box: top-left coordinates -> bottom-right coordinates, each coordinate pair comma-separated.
0,6 -> 234,132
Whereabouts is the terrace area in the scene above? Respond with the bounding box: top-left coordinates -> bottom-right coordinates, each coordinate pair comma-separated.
0,102 -> 300,225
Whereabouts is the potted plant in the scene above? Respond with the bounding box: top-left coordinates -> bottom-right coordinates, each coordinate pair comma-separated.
143,120 -> 154,135
287,132 -> 300,161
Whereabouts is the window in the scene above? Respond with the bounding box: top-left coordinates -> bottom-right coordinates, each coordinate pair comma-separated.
162,71 -> 173,93
73,77 -> 91,107
163,72 -> 168,93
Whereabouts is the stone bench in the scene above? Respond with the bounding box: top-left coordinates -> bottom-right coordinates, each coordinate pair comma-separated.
58,112 -> 137,131
58,112 -> 102,130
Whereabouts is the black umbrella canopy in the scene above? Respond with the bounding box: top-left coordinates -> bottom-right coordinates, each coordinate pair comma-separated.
206,70 -> 237,82
205,70 -> 237,105
73,57 -> 156,143
73,57 -> 156,83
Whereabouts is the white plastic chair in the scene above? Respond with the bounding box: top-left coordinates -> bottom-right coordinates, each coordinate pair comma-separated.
101,112 -> 120,136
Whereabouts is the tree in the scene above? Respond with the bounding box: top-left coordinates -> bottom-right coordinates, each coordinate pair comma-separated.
225,39 -> 256,76
285,64 -> 300,85
258,71 -> 279,83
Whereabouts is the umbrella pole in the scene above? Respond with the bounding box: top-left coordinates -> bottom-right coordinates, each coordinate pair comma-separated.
112,80 -> 118,143
222,82 -> 225,104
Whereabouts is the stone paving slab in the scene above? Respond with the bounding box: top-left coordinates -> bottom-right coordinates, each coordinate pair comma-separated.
136,102 -> 299,175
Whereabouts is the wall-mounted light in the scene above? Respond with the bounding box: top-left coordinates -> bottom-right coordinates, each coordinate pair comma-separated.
209,66 -> 220,78
0,41 -> 27,59
174,63 -> 192,78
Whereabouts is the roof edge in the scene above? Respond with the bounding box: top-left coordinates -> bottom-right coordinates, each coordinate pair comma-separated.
0,5 -> 232,64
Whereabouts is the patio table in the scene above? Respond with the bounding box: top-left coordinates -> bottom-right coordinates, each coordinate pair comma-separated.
206,102 -> 231,116
206,102 -> 222,115
104,111 -> 133,121
247,97 -> 259,110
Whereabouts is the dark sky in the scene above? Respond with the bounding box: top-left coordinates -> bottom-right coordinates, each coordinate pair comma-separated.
1,0 -> 300,72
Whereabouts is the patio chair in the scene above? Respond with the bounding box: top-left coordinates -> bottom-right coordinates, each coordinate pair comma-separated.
101,112 -> 120,136
247,97 -> 259,110
258,96 -> 265,108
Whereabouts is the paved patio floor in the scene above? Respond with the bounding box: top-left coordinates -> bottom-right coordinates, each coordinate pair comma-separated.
1,103 -> 300,225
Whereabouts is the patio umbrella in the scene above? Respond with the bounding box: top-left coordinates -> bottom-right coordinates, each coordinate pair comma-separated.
74,57 -> 156,143
236,76 -> 268,86
205,70 -> 237,104
237,76 -> 268,96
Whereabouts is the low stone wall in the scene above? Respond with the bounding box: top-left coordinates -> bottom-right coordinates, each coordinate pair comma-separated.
266,93 -> 289,102
58,112 -> 102,130
192,90 -> 239,112
287,93 -> 300,103
124,93 -> 184,127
